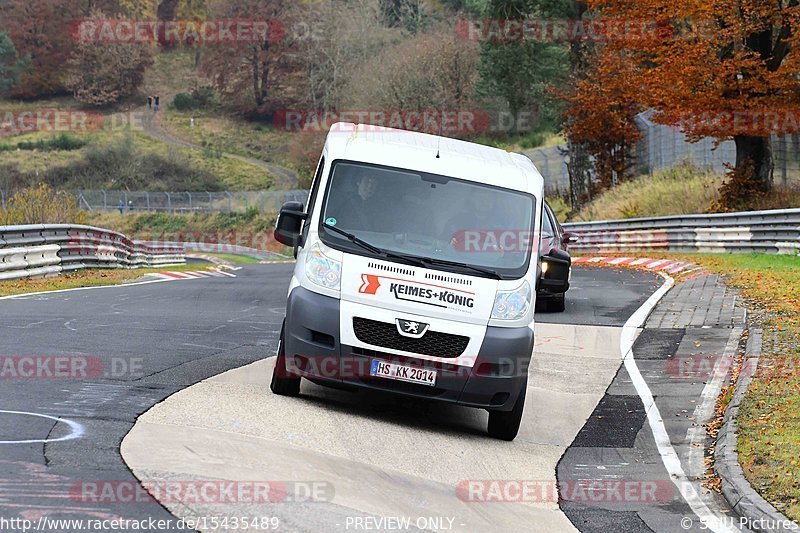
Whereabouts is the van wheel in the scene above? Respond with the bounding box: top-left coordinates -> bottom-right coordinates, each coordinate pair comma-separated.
270,323 -> 301,397
487,380 -> 527,441
548,294 -> 566,313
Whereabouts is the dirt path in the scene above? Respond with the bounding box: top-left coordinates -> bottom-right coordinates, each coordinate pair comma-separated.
138,104 -> 299,190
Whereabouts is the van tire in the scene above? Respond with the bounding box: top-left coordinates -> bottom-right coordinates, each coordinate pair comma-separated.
548,294 -> 566,313
270,324 -> 301,397
487,380 -> 527,441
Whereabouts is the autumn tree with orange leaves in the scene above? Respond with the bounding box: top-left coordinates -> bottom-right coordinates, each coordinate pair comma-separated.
580,0 -> 800,206
562,47 -> 642,197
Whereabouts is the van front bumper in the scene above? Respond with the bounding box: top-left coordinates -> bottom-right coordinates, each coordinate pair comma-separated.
283,286 -> 533,411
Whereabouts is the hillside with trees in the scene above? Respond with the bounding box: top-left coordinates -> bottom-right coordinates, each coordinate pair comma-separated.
1,0 -> 798,216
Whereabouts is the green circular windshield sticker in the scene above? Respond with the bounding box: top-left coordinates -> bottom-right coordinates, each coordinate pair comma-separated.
326,217 -> 337,226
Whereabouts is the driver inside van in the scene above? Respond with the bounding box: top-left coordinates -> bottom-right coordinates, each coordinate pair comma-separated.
326,173 -> 382,231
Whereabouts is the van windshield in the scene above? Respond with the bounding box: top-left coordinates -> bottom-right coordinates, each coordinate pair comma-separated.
318,161 -> 537,279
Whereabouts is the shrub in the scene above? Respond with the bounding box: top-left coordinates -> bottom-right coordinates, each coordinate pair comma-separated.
15,134 -> 86,152
52,136 -> 224,191
546,196 -> 570,223
173,92 -> 196,111
1,184 -> 86,225
172,87 -> 218,111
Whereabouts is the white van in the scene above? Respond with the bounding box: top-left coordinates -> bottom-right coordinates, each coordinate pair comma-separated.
271,123 -> 570,440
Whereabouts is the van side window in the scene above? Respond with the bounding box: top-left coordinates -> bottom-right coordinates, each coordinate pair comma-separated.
302,155 -> 325,243
542,204 -> 555,238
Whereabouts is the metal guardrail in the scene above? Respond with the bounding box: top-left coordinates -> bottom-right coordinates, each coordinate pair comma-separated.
0,224 -> 185,281
563,208 -> 800,255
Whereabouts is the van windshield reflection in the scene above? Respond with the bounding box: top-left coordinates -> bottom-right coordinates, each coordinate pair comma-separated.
319,161 -> 536,278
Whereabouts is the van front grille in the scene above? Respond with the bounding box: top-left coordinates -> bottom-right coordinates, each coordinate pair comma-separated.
352,317 -> 469,358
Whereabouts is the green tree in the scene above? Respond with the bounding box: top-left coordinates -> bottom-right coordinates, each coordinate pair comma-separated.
0,31 -> 29,93
474,0 -> 571,128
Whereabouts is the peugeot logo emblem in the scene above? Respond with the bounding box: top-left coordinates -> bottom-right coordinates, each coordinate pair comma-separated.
396,319 -> 430,339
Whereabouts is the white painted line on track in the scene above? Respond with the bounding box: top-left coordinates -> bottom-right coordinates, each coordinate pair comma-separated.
608,257 -> 633,265
643,259 -> 669,269
621,272 -> 737,533
0,410 -> 84,444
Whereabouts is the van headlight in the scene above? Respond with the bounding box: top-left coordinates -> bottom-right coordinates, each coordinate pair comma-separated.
305,245 -> 341,290
491,281 -> 532,320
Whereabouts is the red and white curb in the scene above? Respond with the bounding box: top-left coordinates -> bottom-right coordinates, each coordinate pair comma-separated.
572,256 -> 703,275
150,266 -> 237,281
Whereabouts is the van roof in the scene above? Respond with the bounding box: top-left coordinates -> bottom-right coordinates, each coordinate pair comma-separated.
324,123 -> 543,194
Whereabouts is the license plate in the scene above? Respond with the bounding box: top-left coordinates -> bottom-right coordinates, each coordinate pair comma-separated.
370,360 -> 437,387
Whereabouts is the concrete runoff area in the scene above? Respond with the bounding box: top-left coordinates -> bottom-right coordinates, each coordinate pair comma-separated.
122,322 -> 625,532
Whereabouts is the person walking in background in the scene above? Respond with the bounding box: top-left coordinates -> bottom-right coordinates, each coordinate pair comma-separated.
154,95 -> 160,113
118,200 -> 125,214
147,96 -> 152,110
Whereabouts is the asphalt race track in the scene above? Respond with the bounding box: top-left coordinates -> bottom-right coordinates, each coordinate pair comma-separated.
0,264 -> 735,532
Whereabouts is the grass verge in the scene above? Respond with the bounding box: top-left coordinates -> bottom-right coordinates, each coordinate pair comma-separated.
163,110 -> 295,170
569,165 -> 800,222
0,263 -> 197,298
0,107 -> 272,190
571,165 -> 725,221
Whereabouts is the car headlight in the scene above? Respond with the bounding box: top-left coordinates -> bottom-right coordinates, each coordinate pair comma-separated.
305,245 -> 341,290
491,281 -> 532,321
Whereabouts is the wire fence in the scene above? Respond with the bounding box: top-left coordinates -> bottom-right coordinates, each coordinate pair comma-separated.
72,190 -> 310,214
522,111 -> 800,198
521,145 -> 570,197
634,111 -> 800,188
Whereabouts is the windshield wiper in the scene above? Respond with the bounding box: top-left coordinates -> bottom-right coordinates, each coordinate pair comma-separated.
322,223 -> 382,254
415,257 -> 503,280
321,223 -> 501,278
322,223 -> 427,267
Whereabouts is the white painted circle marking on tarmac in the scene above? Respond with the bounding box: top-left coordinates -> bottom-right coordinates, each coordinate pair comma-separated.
0,410 -> 85,444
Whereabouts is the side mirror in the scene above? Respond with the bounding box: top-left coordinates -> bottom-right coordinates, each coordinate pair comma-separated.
539,248 -> 571,294
561,231 -> 578,247
274,201 -> 308,247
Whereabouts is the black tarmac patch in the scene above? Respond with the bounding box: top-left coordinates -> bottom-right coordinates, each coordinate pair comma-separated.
571,394 -> 647,449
